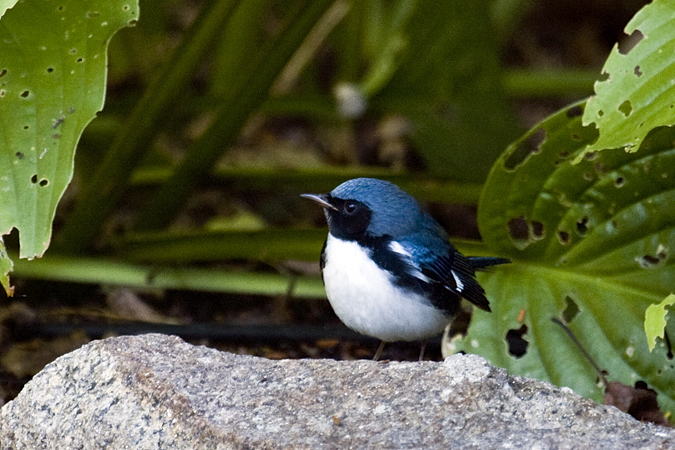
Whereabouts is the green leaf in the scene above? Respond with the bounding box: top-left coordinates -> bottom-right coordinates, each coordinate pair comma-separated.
645,293 -> 675,352
0,0 -> 138,291
55,0 -> 244,254
0,0 -> 17,18
473,101 -> 675,415
581,0 -> 675,156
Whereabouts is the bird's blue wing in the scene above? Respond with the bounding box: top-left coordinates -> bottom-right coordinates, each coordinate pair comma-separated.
391,233 -> 492,312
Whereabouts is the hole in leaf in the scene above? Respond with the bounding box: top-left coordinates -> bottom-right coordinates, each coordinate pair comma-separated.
57,5 -> 64,11
46,67 -> 54,73
615,176 -> 625,187
584,151 -> 598,160
665,332 -> 673,360
566,105 -> 583,118
531,221 -> 544,239
636,245 -> 668,268
576,217 -> 589,236
640,255 -> 659,266
30,174 -> 38,184
598,109 -> 604,117
20,90 -> 30,98
506,325 -> 528,358
508,216 -> 528,241
76,58 -> 84,63
0,69 -> 7,77
504,128 -> 546,170
507,217 -> 545,249
69,48 -> 77,55
634,66 -> 642,77
570,133 -> 581,142
15,152 -> 24,159
618,29 -> 644,55
636,244 -> 668,269
562,296 -> 579,324
618,100 -> 632,117
558,230 -> 570,245
0,89 -> 5,98
23,125 -> 28,130
39,178 -> 49,187
582,172 -> 593,181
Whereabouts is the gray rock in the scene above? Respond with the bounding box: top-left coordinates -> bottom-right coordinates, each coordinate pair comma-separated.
0,334 -> 672,449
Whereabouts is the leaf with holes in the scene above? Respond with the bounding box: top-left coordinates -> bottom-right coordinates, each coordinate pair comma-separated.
0,0 -> 138,293
458,101 -> 675,416
580,0 -> 675,157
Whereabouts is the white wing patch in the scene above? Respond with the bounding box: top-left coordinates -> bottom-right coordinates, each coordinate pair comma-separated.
389,241 -> 411,257
451,270 -> 464,292
388,241 -> 430,283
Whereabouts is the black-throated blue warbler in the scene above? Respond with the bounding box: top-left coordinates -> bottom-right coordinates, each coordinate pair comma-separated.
302,178 -> 509,360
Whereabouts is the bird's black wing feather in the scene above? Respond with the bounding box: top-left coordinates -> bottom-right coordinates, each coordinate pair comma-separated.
377,235 -> 494,313
468,256 -> 511,270
421,250 -> 493,312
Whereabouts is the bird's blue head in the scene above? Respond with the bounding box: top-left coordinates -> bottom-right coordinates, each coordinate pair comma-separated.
302,178 -> 430,240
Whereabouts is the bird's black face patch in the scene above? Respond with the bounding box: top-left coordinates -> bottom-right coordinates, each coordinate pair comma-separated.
325,196 -> 372,240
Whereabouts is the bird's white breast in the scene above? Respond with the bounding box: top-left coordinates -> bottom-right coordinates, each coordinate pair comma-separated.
322,234 -> 451,342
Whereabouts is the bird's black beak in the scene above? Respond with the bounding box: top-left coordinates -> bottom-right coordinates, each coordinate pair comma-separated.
300,193 -> 338,211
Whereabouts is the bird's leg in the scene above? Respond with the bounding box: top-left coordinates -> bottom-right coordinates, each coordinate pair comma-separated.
418,340 -> 427,361
373,340 -> 387,361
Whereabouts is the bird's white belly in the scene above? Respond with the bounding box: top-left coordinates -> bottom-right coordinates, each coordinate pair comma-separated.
322,235 -> 451,342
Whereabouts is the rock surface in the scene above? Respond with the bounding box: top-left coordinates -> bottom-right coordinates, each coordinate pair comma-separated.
0,333 -> 673,449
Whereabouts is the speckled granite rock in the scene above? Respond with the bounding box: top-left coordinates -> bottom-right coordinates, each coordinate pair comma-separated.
0,334 -> 673,449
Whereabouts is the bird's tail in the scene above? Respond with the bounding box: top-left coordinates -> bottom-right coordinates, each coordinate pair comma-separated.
468,256 -> 511,270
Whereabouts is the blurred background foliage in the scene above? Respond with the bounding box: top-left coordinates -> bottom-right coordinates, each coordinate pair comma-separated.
4,0 -> 673,418
13,0 -> 616,272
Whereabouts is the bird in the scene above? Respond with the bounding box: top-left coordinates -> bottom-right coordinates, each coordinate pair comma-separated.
301,178 -> 509,361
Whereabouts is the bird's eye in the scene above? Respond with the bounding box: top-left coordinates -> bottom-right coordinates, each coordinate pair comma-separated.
344,202 -> 357,214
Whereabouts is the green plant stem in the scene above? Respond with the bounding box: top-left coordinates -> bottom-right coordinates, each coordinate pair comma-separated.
502,69 -> 599,97
133,0 -> 335,231
55,0 -> 244,254
11,254 -> 326,298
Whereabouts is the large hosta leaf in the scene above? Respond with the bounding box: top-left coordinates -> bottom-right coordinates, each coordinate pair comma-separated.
0,0 -> 138,293
581,0 -> 675,156
461,101 -> 675,414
